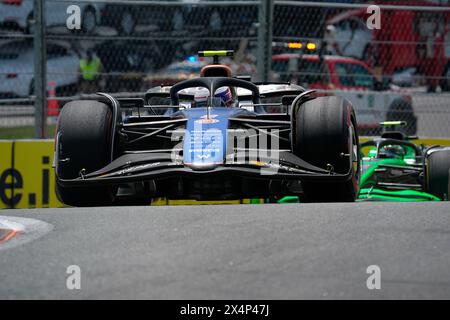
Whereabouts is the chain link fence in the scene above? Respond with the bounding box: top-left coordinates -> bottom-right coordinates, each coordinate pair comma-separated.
0,0 -> 450,138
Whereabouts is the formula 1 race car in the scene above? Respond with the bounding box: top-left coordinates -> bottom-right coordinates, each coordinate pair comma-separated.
358,122 -> 450,202
54,50 -> 360,206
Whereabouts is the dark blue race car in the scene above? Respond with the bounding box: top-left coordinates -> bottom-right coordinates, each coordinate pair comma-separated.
54,51 -> 360,206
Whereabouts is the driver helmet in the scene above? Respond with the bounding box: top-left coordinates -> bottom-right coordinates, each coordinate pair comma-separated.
193,87 -> 210,108
214,86 -> 234,107
379,144 -> 406,159
193,86 -> 235,108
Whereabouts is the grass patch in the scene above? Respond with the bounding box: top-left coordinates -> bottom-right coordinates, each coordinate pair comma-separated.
0,125 -> 56,139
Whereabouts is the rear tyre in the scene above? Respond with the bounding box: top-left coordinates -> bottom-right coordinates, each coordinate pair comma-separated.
425,148 -> 450,201
292,96 -> 360,202
386,99 -> 417,136
55,100 -> 116,206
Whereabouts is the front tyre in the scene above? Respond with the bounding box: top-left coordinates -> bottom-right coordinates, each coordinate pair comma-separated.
55,100 -> 116,206
292,96 -> 360,202
425,147 -> 450,201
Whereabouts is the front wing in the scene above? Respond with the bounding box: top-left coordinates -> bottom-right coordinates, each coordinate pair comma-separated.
56,151 -> 354,187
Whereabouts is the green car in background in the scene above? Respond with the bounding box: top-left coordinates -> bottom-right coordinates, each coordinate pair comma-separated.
358,122 -> 450,202
280,122 -> 450,203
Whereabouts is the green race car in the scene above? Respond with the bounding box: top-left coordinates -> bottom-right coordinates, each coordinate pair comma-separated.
279,122 -> 450,203
357,122 -> 450,202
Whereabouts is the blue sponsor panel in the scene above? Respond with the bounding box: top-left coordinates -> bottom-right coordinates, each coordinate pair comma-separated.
182,108 -> 234,167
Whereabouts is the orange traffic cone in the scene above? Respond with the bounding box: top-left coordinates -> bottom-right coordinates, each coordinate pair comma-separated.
47,80 -> 59,117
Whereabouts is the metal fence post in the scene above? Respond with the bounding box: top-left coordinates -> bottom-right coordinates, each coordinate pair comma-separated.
34,0 -> 47,139
256,0 -> 273,82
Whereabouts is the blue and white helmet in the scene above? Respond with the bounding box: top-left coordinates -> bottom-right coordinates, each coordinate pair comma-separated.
214,87 -> 234,107
193,86 -> 234,108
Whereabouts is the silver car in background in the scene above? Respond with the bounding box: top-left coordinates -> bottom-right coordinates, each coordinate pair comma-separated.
0,0 -> 104,33
0,40 -> 80,98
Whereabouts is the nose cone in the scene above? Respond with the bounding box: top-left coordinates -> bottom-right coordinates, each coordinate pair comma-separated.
185,162 -> 218,171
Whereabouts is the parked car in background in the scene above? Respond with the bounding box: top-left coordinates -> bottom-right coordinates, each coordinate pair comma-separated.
179,0 -> 257,36
0,40 -> 79,98
100,0 -> 257,36
273,2 -> 327,39
99,0 -> 161,35
95,40 -> 163,93
144,57 -> 208,88
326,1 -> 450,91
0,0 -> 104,33
272,53 -> 417,135
99,0 -> 183,34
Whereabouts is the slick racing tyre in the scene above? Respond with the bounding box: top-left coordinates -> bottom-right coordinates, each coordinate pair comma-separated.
55,100 -> 116,206
425,147 -> 450,201
292,96 -> 360,202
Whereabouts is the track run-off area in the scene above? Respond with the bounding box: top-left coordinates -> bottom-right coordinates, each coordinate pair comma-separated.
1,201 -> 450,299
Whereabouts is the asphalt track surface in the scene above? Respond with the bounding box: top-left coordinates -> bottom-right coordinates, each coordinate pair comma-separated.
1,201 -> 450,299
